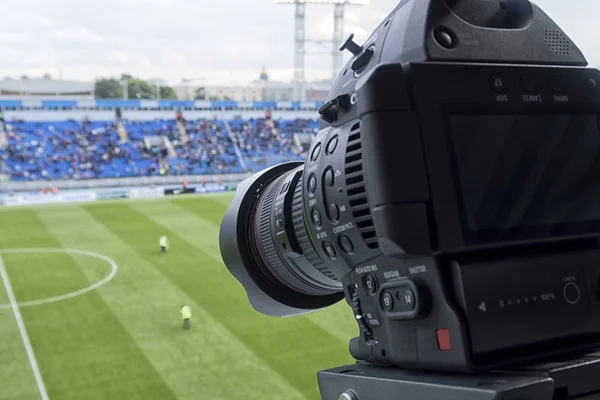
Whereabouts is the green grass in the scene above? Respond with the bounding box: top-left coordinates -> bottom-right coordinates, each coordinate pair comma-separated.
0,194 -> 357,400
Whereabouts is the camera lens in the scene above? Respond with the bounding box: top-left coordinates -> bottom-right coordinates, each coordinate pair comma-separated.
220,162 -> 344,317
249,171 -> 340,296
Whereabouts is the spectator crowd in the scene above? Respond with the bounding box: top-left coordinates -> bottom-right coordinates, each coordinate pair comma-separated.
0,117 -> 318,181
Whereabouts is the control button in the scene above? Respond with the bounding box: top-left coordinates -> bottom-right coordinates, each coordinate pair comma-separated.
323,241 -> 336,259
563,282 -> 581,304
490,75 -> 506,92
520,75 -> 536,92
433,26 -> 456,49
585,78 -> 597,91
382,292 -> 394,312
549,74 -> 566,92
312,209 -> 322,228
311,143 -> 322,161
280,181 -> 290,194
437,329 -> 452,351
307,174 -> 317,195
364,274 -> 377,295
326,136 -> 339,155
339,235 -> 354,253
329,203 -> 340,222
324,168 -> 335,187
395,288 -> 416,312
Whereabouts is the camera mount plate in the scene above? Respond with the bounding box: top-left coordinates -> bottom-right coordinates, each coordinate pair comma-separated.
318,351 -> 600,400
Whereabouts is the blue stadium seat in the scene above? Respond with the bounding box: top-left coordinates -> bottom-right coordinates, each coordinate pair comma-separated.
0,117 -> 317,181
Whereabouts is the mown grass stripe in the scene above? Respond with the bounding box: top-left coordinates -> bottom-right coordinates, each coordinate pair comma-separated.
36,205 -> 305,400
0,209 -> 177,400
207,192 -> 237,207
0,254 -> 49,400
168,196 -> 359,346
84,202 -> 353,400
0,289 -> 40,400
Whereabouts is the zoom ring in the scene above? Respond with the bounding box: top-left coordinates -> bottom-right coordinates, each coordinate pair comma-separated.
257,174 -> 325,296
291,178 -> 338,281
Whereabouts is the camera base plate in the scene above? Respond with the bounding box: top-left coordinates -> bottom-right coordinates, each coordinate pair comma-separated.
318,351 -> 600,400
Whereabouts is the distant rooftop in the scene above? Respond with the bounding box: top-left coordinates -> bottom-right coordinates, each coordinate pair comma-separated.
0,78 -> 94,98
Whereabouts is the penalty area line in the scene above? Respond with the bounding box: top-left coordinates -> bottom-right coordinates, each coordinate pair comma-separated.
0,255 -> 50,400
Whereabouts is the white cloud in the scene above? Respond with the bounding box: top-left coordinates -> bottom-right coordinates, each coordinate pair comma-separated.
52,26 -> 105,43
0,0 -> 598,84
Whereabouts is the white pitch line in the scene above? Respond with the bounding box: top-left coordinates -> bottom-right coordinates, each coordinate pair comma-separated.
0,249 -> 119,310
0,255 -> 50,400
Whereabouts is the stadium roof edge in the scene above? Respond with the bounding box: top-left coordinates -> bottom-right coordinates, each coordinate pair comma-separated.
0,99 -> 325,110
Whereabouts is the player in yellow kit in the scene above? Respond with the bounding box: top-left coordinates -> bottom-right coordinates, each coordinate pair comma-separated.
180,305 -> 192,329
160,236 -> 169,253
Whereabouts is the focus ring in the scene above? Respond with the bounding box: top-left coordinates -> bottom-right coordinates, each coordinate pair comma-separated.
292,177 -> 338,281
256,173 -> 324,295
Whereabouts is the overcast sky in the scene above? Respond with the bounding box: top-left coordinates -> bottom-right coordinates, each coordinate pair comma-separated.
0,0 -> 598,85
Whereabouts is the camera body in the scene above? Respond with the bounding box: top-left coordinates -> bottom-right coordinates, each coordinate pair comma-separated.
220,0 -> 600,373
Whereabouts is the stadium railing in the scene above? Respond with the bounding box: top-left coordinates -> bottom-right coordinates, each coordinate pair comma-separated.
0,173 -> 251,193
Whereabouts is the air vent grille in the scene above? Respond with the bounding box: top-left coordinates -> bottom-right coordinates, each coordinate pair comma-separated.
344,123 -> 378,249
545,30 -> 571,56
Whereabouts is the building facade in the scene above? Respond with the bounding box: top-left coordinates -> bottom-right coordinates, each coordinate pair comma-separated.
0,78 -> 94,100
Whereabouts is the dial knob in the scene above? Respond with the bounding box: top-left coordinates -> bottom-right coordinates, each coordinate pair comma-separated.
339,33 -> 362,56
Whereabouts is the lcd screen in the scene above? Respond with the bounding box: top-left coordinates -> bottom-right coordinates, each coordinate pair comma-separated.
449,114 -> 600,233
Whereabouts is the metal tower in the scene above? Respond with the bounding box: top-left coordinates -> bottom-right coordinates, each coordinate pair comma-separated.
332,3 -> 346,80
275,0 -> 369,97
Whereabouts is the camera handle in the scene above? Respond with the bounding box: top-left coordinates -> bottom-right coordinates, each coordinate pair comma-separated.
318,351 -> 600,400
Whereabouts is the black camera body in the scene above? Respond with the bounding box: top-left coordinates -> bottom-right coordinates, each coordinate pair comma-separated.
220,0 -> 600,374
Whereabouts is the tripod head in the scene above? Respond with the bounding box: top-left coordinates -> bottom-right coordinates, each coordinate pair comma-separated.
318,351 -> 600,400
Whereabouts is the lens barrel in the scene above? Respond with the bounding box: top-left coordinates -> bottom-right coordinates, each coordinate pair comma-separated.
219,162 -> 344,317
251,171 -> 340,296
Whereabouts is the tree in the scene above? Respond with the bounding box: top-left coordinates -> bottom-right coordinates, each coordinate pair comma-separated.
43,73 -> 52,80
95,78 -> 124,99
124,78 -> 155,99
194,87 -> 206,100
158,86 -> 177,99
20,75 -> 29,80
95,74 -> 179,99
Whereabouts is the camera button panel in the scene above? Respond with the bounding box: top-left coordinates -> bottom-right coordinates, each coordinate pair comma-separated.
326,135 -> 339,155
382,293 -> 394,312
564,282 -> 581,304
489,74 -> 506,92
307,174 -> 317,195
378,279 -> 428,320
395,288 -> 416,312
520,74 -> 536,92
364,274 -> 378,295
339,235 -> 354,253
585,78 -> 597,91
311,143 -> 322,161
322,241 -> 337,259
311,209 -> 322,228
328,203 -> 340,222
324,168 -> 335,187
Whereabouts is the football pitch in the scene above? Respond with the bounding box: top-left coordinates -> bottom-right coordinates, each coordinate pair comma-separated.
0,193 -> 356,400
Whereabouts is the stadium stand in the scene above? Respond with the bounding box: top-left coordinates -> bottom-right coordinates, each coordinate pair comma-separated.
230,117 -> 318,171
0,117 -> 317,181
